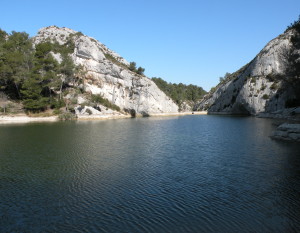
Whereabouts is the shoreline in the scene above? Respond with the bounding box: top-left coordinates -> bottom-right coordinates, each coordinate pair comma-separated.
0,115 -> 58,124
0,111 -> 207,124
149,111 -> 207,117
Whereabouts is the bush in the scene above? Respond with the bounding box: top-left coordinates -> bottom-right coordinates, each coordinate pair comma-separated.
285,15 -> 300,33
129,62 -> 137,72
104,53 -> 128,69
262,94 -> 269,100
137,67 -> 145,75
91,94 -> 120,111
270,83 -> 278,90
58,112 -> 76,121
23,98 -> 49,112
53,109 -> 62,115
50,99 -> 65,109
250,77 -> 256,83
86,108 -> 92,115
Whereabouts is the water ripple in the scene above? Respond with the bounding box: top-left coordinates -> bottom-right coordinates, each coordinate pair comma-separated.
1,117 -> 300,232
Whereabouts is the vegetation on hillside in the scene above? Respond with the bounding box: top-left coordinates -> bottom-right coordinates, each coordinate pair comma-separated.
152,77 -> 207,111
285,15 -> 300,33
0,29 -> 79,113
128,62 -> 145,75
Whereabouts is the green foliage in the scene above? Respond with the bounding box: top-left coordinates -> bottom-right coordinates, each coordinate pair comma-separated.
86,108 -> 92,115
270,83 -> 278,90
69,32 -> 84,38
128,61 -> 145,75
91,94 -> 121,111
50,98 -> 65,109
262,94 -> 269,100
152,77 -> 207,108
53,109 -> 62,115
58,112 -> 76,121
285,15 -> 300,33
136,67 -> 145,75
104,53 -> 127,69
0,30 -> 33,98
129,62 -> 137,72
0,28 -> 79,113
51,39 -> 75,55
260,84 -> 266,91
22,98 -> 49,112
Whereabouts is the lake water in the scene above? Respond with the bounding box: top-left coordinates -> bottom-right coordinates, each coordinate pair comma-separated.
0,115 -> 300,232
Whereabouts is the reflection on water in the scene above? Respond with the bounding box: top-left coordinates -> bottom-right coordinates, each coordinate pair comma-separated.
0,116 -> 300,232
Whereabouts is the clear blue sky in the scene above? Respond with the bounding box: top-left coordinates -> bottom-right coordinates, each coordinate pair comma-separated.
1,0 -> 299,91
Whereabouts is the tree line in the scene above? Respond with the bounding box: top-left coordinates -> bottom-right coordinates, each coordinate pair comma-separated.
0,29 -> 78,112
152,77 -> 207,110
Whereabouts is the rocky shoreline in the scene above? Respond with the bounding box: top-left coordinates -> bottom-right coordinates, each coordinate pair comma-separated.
271,123 -> 300,142
0,111 -> 207,124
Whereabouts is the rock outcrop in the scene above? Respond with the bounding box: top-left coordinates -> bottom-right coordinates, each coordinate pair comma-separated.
271,123 -> 300,142
196,27 -> 300,117
34,26 -> 178,116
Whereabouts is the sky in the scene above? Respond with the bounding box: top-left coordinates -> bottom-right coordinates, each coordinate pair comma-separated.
1,0 -> 299,91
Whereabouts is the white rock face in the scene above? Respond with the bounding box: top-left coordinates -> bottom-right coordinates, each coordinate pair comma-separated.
34,26 -> 178,115
196,29 -> 300,115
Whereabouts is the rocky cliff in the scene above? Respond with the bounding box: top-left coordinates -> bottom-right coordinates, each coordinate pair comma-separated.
34,26 -> 178,116
196,26 -> 300,117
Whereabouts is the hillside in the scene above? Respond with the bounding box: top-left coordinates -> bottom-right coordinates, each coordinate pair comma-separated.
152,77 -> 207,111
0,26 -> 179,118
196,18 -> 300,118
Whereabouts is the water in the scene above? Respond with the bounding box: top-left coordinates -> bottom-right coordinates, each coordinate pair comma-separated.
0,115 -> 300,232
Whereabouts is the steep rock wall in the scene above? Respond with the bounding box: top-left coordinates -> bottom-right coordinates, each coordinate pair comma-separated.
196,29 -> 300,115
34,26 -> 178,115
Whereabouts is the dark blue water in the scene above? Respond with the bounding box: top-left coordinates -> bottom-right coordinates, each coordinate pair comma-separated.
0,115 -> 300,232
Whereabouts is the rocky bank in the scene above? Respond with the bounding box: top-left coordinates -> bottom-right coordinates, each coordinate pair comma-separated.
271,123 -> 300,142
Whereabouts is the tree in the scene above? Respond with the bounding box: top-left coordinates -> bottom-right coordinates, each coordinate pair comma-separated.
129,62 -> 136,72
152,77 -> 207,108
21,73 -> 48,112
0,31 -> 33,99
137,66 -> 145,75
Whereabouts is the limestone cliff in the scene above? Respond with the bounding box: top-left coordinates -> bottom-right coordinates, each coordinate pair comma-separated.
34,26 -> 178,116
196,27 -> 300,117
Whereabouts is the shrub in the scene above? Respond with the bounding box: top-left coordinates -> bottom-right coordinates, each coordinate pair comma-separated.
262,94 -> 269,100
53,109 -> 62,115
91,94 -> 120,112
70,98 -> 78,105
129,62 -> 137,72
104,53 -> 128,69
270,83 -> 278,90
50,99 -> 65,109
285,15 -> 300,33
136,67 -> 145,75
58,112 -> 76,121
260,85 -> 266,91
86,108 -> 92,115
